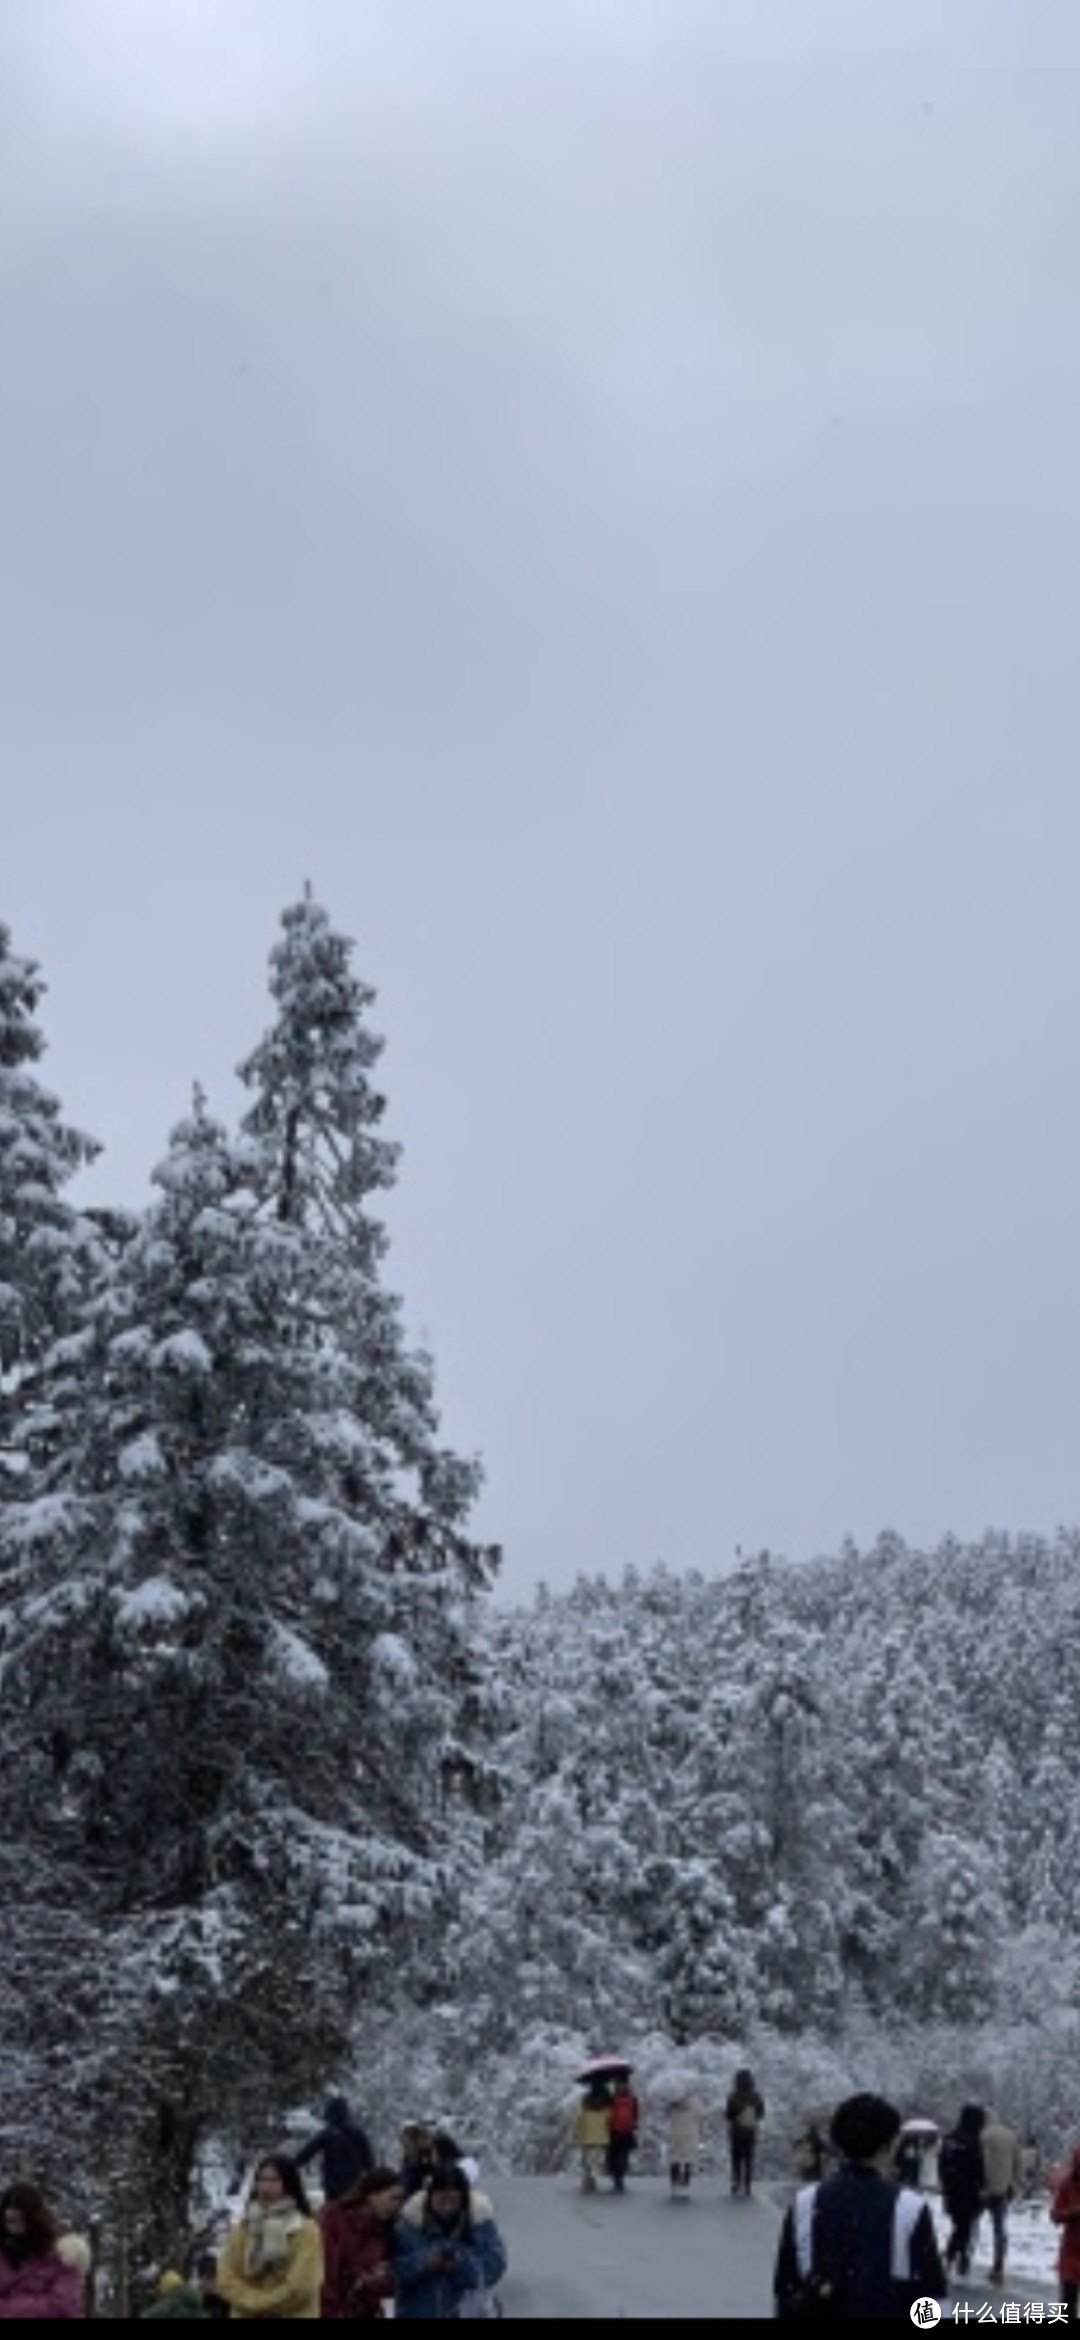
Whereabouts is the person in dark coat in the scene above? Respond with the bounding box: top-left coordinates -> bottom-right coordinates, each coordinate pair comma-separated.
939,2104 -> 987,2279
725,2067 -> 765,2197
774,2091 -> 947,2321
295,2096 -> 375,2204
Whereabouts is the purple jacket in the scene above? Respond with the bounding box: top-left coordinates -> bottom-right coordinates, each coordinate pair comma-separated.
0,2247 -> 85,2319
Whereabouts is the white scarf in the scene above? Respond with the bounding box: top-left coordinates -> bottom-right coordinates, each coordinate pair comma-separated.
244,2203 -> 304,2279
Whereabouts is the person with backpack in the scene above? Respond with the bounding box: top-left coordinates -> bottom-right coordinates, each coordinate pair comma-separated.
606,2077 -> 640,2195
773,2091 -> 947,2321
939,2105 -> 987,2279
725,2068 -> 765,2198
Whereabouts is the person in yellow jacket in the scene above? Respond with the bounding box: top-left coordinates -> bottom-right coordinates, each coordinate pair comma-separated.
215,2155 -> 323,2320
575,2082 -> 612,2194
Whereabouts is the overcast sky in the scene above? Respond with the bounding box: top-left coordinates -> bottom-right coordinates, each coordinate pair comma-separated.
3,1 -> 1079,1601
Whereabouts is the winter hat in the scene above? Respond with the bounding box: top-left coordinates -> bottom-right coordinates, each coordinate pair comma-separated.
830,2093 -> 902,2163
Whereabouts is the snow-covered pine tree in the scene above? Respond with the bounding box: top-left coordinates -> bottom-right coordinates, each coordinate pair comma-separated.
0,898 -> 498,2259
0,919 -> 99,1482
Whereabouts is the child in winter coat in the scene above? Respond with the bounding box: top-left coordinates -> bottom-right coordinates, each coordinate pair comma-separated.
215,2156 -> 323,2321
1051,2141 -> 1080,2320
394,2164 -> 506,2321
0,2182 -> 86,2319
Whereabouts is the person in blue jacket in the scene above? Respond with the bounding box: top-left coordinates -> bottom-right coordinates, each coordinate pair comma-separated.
394,2163 -> 507,2321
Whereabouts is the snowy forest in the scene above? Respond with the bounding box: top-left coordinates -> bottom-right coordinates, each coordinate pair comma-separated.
2,896 -> 1078,2264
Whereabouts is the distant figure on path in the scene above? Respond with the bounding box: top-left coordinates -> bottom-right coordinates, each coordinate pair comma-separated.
725,2067 -> 765,2198
606,2076 -> 640,2196
666,2096 -> 704,2195
939,2104 -> 986,2279
979,2107 -> 1023,2285
575,2080 -> 612,2195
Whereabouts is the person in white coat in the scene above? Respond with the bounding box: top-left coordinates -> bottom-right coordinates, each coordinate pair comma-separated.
666,2097 -> 704,2195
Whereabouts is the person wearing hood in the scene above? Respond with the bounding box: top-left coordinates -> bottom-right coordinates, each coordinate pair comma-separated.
1050,2139 -> 1080,2318
215,2155 -> 323,2321
295,2096 -> 375,2205
0,2182 -> 86,2319
979,2107 -> 1023,2285
394,2164 -> 507,2321
725,2067 -> 765,2198
939,2104 -> 987,2279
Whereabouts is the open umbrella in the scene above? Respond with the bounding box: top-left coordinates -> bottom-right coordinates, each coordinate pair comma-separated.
900,2118 -> 940,2137
576,2057 -> 633,2085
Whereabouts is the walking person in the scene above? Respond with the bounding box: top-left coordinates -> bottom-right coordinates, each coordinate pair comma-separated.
725,2067 -> 765,2198
214,2155 -> 323,2321
394,2162 -> 506,2321
1051,2139 -> 1080,2320
606,2076 -> 640,2196
774,2091 -> 947,2321
575,2080 -> 611,2196
666,2095 -> 703,2195
939,2104 -> 987,2279
295,2095 -> 375,2205
980,2106 -> 1023,2285
0,2182 -> 87,2320
321,2166 -> 402,2320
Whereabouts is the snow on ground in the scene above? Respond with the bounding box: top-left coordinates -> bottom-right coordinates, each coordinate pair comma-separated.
486,2177 -> 1062,2319
927,2191 -> 1061,2293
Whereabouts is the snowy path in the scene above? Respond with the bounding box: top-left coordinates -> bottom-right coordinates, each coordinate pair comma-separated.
483,2176 -> 1062,2320
490,2175 -> 779,2319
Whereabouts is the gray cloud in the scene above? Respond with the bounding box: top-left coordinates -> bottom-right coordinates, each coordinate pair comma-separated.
3,1 -> 1079,1594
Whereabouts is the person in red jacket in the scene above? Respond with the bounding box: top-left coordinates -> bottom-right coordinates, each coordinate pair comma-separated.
607,2077 -> 641,2195
1051,2141 -> 1080,2320
0,2182 -> 85,2320
321,2166 -> 403,2319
